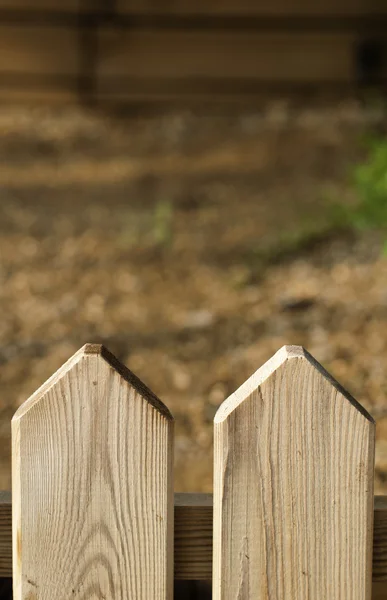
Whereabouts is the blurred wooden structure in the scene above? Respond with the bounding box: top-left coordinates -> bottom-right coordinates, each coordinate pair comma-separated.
0,0 -> 386,103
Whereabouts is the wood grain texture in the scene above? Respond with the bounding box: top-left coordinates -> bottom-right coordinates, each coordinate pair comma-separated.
12,344 -> 174,600
174,493 -> 212,580
1,492 -> 387,583
0,492 -> 11,579
214,345 -> 375,600
374,495 -> 387,582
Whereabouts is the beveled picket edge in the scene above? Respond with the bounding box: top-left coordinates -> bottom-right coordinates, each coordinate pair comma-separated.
214,344 -> 375,600
0,492 -> 386,580
12,344 -> 174,600
12,343 -> 173,422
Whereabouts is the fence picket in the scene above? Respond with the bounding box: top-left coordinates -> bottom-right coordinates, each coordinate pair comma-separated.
213,345 -> 375,599
12,343 -> 174,600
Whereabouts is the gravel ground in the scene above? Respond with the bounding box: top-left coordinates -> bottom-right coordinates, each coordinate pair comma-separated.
0,100 -> 387,493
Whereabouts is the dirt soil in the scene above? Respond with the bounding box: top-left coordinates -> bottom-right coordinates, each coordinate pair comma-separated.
1,99 -> 387,493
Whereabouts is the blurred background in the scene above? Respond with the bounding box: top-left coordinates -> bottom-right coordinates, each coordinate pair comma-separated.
0,0 -> 387,503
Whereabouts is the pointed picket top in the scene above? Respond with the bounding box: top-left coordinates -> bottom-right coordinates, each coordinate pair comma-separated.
214,344 -> 373,424
13,344 -> 174,600
213,345 -> 375,600
13,343 -> 173,422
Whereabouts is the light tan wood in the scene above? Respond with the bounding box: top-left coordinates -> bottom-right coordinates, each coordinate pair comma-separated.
96,30 -> 387,89
0,25 -> 79,76
12,344 -> 174,600
1,492 -> 387,583
214,345 -> 375,600
116,0 -> 387,15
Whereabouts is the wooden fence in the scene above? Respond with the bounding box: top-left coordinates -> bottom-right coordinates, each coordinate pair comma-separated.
0,0 -> 386,103
3,343 -> 387,598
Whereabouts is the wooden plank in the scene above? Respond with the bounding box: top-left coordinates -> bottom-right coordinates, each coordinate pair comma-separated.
0,492 -> 11,580
12,344 -> 174,600
0,25 -> 79,76
96,30 -> 387,91
374,495 -> 387,582
373,583 -> 387,600
213,345 -> 375,600
175,493 -> 212,580
0,0 -> 80,11
95,80 -> 373,104
0,86 -> 78,104
116,0 -> 387,16
1,492 -> 387,582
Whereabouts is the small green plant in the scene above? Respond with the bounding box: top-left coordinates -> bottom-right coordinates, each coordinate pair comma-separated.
117,201 -> 174,250
153,199 -> 174,247
351,137 -> 387,228
338,136 -> 387,249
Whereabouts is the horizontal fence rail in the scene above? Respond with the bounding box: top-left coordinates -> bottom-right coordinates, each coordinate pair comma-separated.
0,1 -> 386,102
